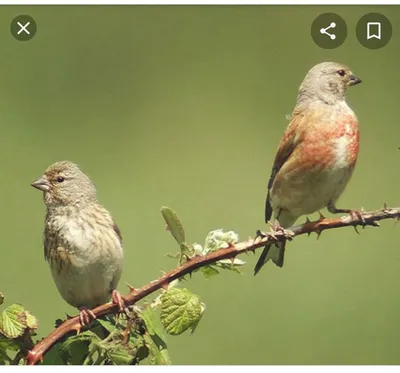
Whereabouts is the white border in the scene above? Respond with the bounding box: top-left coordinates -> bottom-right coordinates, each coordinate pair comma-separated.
1,0 -> 400,5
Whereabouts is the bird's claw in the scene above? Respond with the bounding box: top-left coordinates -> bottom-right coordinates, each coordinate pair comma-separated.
78,308 -> 96,327
254,222 -> 293,244
349,209 -> 365,224
112,290 -> 129,316
268,220 -> 284,232
328,203 -> 366,227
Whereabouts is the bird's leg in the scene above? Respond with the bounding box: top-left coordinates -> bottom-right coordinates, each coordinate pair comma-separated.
111,290 -> 127,314
269,219 -> 287,234
327,201 -> 365,223
78,307 -> 96,326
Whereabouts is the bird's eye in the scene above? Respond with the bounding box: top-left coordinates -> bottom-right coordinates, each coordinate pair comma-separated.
56,177 -> 65,183
337,70 -> 346,77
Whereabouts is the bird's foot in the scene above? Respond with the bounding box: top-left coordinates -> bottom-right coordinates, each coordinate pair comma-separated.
112,290 -> 128,316
78,307 -> 96,327
328,203 -> 366,233
328,203 -> 365,223
255,221 -> 293,243
255,228 -> 279,242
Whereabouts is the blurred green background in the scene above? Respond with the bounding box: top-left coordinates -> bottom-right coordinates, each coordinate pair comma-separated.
0,5 -> 399,365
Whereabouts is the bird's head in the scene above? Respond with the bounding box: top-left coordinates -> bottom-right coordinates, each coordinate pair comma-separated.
298,61 -> 361,105
31,161 -> 97,207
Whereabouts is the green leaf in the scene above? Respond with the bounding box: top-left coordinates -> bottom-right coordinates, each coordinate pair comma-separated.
201,266 -> 220,278
96,317 -> 118,334
0,304 -> 27,338
41,343 -> 65,365
25,311 -> 38,330
160,288 -> 204,336
0,335 -> 20,352
58,331 -> 100,364
106,347 -> 134,365
161,207 -> 186,245
141,307 -> 171,365
0,349 -> 11,365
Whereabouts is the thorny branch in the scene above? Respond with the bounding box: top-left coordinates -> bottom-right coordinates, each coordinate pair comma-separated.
26,206 -> 400,365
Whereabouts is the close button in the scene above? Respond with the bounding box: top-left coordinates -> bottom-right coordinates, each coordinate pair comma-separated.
11,15 -> 37,41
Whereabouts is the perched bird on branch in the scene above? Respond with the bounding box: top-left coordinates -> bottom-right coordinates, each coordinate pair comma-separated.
31,161 -> 125,325
254,61 -> 362,275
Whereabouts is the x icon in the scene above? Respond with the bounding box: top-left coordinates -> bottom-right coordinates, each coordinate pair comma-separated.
17,21 -> 30,35
11,15 -> 37,41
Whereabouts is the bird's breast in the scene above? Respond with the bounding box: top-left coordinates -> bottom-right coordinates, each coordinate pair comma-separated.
332,121 -> 359,169
302,110 -> 359,170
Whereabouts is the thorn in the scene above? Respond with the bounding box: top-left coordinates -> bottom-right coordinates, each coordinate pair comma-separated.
125,282 -> 136,294
318,211 -> 325,221
305,216 -> 311,224
255,229 -> 266,239
315,229 -> 322,240
307,231 -> 311,237
371,220 -> 380,227
183,253 -> 191,262
383,202 -> 388,209
253,235 -> 263,245
161,282 -> 168,291
353,225 -> 360,234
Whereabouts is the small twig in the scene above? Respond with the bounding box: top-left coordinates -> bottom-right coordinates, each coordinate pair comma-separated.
122,318 -> 134,346
26,206 -> 400,365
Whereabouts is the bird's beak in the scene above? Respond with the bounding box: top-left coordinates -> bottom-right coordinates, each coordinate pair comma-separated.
349,75 -> 362,86
31,177 -> 50,192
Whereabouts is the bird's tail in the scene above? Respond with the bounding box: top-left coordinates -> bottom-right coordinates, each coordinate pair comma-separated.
254,242 -> 285,275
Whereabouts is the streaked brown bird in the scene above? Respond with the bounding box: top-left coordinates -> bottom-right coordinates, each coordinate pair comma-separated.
254,61 -> 361,275
31,161 -> 125,324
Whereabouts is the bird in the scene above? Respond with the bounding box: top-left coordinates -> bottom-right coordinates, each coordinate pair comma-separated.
254,61 -> 362,275
31,161 -> 125,325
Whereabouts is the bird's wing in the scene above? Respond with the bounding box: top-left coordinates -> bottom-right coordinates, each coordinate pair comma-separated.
113,221 -> 123,245
265,114 -> 303,223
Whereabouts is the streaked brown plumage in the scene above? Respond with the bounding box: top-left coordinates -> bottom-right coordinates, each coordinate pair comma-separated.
254,62 -> 361,274
31,161 -> 124,322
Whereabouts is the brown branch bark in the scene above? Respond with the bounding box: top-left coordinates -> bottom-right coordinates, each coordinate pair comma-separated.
26,206 -> 400,365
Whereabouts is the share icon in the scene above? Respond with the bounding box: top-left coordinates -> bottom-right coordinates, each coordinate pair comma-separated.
312,13 -> 347,49
320,22 -> 336,40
